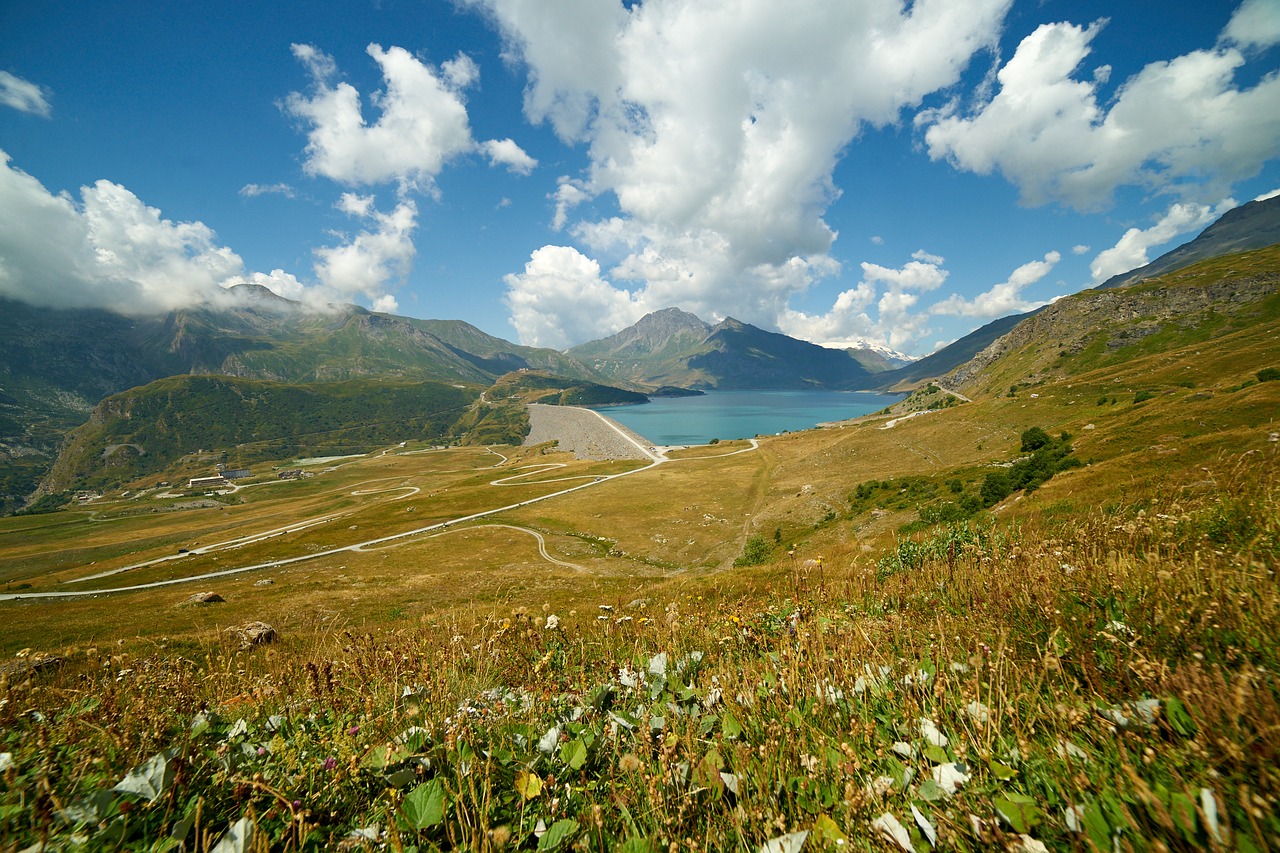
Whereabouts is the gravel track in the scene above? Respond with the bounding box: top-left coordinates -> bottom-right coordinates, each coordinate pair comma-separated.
523,403 -> 654,461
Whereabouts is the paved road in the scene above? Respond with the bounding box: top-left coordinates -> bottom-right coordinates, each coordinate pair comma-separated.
0,409 -> 745,601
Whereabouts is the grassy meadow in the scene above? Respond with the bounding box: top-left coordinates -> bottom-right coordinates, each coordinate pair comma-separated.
1,274 -> 1279,849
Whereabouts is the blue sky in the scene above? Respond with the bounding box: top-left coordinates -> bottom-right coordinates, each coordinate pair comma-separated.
1,0 -> 1278,357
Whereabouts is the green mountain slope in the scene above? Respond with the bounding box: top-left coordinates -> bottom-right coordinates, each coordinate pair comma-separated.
40,375 -> 480,494
949,244 -> 1280,398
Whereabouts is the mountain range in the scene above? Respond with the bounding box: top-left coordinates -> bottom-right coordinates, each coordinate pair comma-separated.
2,194 -> 1278,509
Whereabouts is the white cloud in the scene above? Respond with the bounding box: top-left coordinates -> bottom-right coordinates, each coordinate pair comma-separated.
1256,187 -> 1280,202
923,16 -> 1280,209
932,250 -> 1060,317
481,138 -> 538,175
779,252 -> 949,351
503,245 -> 642,349
0,70 -> 51,117
472,0 -> 1013,342
551,177 -> 590,230
240,269 -> 307,301
0,149 -> 413,315
1223,0 -> 1280,49
313,195 -> 418,305
0,151 -> 249,313
871,235 -> 884,245
239,182 -> 295,198
1089,199 -> 1234,284
1072,244 -> 1090,255
285,43 -> 478,190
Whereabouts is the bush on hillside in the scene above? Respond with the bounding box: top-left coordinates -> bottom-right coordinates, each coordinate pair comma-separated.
734,534 -> 772,566
1020,426 -> 1052,452
1258,367 -> 1280,382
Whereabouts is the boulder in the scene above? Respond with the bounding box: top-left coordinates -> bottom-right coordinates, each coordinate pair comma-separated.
187,591 -> 225,604
226,621 -> 276,648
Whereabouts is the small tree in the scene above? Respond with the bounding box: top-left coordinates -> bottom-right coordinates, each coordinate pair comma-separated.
1020,426 -> 1052,452
734,534 -> 772,567
980,471 -> 1012,507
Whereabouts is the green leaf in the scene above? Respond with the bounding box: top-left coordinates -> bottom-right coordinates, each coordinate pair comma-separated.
918,778 -> 946,802
1170,791 -> 1198,841
537,818 -> 579,851
1083,801 -> 1111,850
993,794 -> 1041,834
1165,696 -> 1197,737
810,814 -> 848,847
722,710 -> 743,739
403,779 -> 447,830
561,738 -> 588,771
988,759 -> 1017,780
922,744 -> 949,764
615,839 -> 655,853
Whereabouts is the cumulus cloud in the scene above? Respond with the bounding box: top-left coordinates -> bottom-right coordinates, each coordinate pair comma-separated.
284,43 -> 536,192
1089,199 -> 1234,285
502,245 -> 642,349
0,151 -> 247,313
1072,244 -> 1090,255
313,193 -> 418,304
481,138 -> 538,174
932,251 -> 1061,317
470,0 -> 1012,344
922,13 -> 1280,209
240,182 -> 295,198
0,70 -> 51,117
0,150 -> 410,315
1223,0 -> 1280,49
284,43 -> 477,190
779,251 -> 949,351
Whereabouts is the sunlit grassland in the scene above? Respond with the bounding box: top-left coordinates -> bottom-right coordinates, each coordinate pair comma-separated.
0,446 -> 1275,850
1,298 -> 1278,849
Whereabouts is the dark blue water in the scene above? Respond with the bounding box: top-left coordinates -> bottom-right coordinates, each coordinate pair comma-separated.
596,389 -> 904,445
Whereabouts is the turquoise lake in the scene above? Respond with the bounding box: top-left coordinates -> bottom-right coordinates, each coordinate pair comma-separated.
596,389 -> 905,446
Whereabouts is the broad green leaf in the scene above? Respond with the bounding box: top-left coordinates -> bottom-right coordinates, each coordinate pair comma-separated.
1082,801 -> 1111,850
922,745 -> 949,764
722,710 -> 743,739
993,794 -> 1041,834
988,759 -> 1017,780
1169,791 -> 1197,841
403,779 -> 447,830
810,814 -> 848,847
515,770 -> 542,800
561,738 -> 588,771
918,778 -> 946,802
692,753 -> 724,793
537,818 -> 579,851
1164,696 -> 1197,737
616,838 -> 655,853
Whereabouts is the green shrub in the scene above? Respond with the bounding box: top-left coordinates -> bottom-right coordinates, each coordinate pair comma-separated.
1257,367 -> 1280,382
980,471 -> 1012,507
734,534 -> 772,567
1020,426 -> 1052,452
1134,389 -> 1157,404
